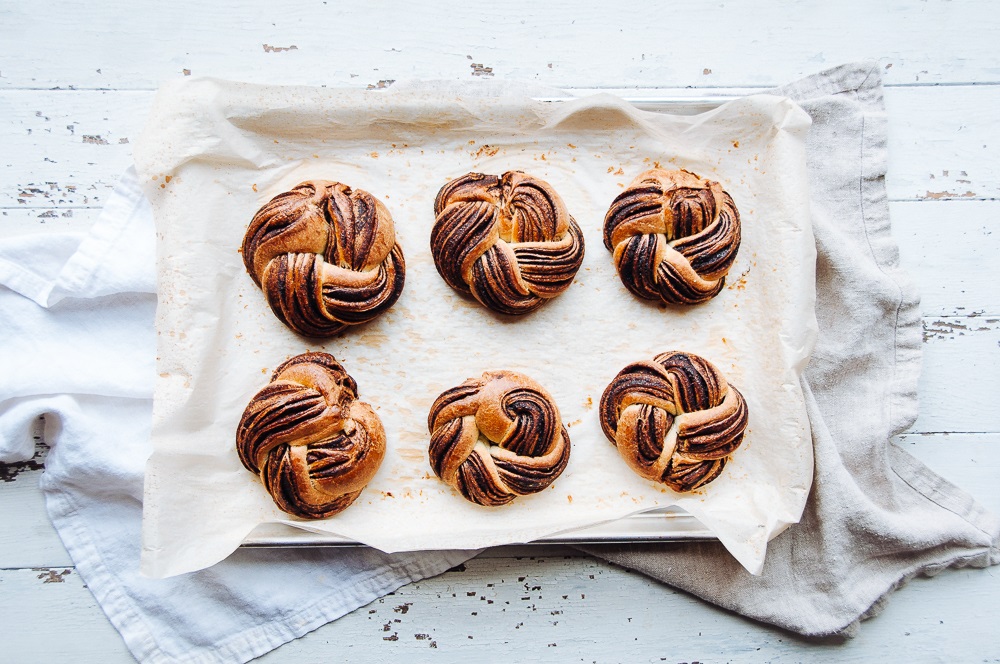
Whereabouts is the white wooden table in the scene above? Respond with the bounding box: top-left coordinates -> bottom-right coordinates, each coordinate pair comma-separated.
2,2 -> 998,660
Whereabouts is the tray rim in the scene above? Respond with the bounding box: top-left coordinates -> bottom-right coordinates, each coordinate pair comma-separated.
242,505 -> 717,548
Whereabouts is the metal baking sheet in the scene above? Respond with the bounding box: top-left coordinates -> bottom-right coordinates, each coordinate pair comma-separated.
241,94 -> 741,550
242,505 -> 715,547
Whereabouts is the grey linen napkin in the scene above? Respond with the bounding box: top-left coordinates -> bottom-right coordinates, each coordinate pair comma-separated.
578,62 -> 1000,637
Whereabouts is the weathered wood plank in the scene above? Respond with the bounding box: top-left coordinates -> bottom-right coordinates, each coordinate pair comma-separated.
884,87 -> 1000,202
2,0 -> 999,91
894,201 -> 1000,318
913,317 -> 1000,433
3,543 -> 999,663
896,433 -> 1000,514
0,208 -> 96,238
0,91 -> 147,209
0,567 -> 133,661
267,556 -> 1000,663
0,419 -> 73,568
2,85 -> 998,213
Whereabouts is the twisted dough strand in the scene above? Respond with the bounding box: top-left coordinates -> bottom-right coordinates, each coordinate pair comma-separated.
431,172 -> 585,315
237,352 -> 385,519
243,181 -> 405,337
603,169 -> 740,305
427,371 -> 571,506
599,351 -> 748,492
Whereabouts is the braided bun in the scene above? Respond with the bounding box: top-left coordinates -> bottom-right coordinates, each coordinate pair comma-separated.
237,352 -> 385,518
431,171 -> 584,315
427,370 -> 570,506
599,350 -> 748,492
603,169 -> 740,305
242,181 -> 405,337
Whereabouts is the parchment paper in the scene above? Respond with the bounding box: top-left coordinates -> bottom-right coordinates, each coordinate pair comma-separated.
135,80 -> 816,578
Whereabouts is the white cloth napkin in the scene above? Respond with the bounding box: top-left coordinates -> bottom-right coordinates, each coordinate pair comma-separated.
0,169 -> 472,664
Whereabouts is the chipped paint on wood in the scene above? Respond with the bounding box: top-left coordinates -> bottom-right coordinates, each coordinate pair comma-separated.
914,319 -> 1000,433
0,208 -> 98,238
924,319 -> 970,342
470,62 -> 494,77
923,317 -> 1000,342
34,568 -> 72,583
893,200 -> 999,318
923,190 -> 975,199
0,416 -> 47,482
13,180 -> 109,208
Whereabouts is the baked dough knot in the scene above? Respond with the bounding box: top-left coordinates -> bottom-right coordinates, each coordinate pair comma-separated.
242,180 -> 405,337
431,171 -> 585,315
599,351 -> 748,492
237,352 -> 386,519
427,371 -> 571,506
603,168 -> 741,305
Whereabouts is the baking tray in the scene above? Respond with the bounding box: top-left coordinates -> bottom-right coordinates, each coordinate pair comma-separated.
241,93 -> 742,550
243,505 -> 714,547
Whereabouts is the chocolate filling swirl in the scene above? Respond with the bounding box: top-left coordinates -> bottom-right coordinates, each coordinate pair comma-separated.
427,370 -> 571,506
599,351 -> 749,492
243,180 -> 405,337
431,171 -> 585,315
603,168 -> 741,305
236,352 -> 386,519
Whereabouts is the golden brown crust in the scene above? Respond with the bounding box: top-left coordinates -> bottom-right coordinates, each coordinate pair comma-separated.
603,168 -> 740,305
430,171 -> 585,315
427,370 -> 571,506
598,351 -> 748,492
242,181 -> 405,337
236,352 -> 386,519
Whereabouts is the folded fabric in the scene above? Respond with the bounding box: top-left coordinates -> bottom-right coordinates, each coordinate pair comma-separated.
579,61 -> 1000,637
0,170 -> 473,664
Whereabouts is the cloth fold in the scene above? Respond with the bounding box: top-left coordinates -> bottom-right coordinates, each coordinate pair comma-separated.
579,61 -> 1000,637
1,62 -> 997,662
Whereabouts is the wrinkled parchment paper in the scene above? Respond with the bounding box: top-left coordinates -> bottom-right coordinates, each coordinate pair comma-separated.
135,79 -> 816,578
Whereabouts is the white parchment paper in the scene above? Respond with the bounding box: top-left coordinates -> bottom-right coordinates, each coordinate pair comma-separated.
135,79 -> 816,578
